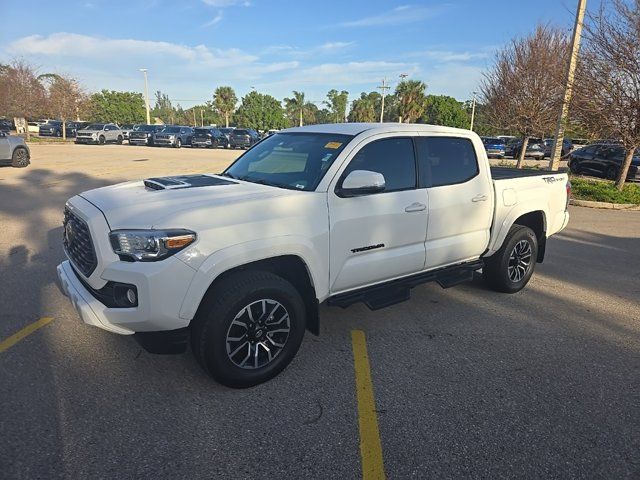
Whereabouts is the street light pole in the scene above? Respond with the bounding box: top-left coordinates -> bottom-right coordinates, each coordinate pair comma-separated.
470,91 -> 478,131
377,78 -> 390,123
398,73 -> 408,123
549,0 -> 587,171
139,68 -> 151,125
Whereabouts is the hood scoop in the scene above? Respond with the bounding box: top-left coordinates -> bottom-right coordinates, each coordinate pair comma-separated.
143,175 -> 236,191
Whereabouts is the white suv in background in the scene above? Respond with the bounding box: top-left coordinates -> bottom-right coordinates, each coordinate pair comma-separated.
75,123 -> 124,145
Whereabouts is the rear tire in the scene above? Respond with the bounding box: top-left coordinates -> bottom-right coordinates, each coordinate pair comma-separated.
484,225 -> 538,293
11,147 -> 30,168
569,160 -> 581,174
191,270 -> 306,388
98,135 -> 106,145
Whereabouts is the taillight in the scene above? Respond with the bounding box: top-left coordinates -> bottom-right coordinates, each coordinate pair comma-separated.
565,180 -> 571,210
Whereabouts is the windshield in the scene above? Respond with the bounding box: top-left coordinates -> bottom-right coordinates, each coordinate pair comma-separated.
121,124 -> 133,129
133,124 -> 156,132
223,132 -> 352,191
220,128 -> 234,134
161,126 -> 181,134
483,138 -> 505,145
194,128 -> 212,135
233,129 -> 249,135
86,124 -> 104,130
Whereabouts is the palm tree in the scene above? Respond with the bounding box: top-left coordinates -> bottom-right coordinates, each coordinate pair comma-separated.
284,91 -> 306,126
395,80 -> 427,123
348,92 -> 378,122
213,86 -> 237,127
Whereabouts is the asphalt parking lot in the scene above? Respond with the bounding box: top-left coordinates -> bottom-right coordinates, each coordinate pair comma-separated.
1,144 -> 639,479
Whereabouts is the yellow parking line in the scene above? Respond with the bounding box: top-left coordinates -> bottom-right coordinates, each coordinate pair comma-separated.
0,317 -> 54,353
351,330 -> 386,480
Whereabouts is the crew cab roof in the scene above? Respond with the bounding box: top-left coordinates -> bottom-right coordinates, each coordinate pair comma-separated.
281,122 -> 473,137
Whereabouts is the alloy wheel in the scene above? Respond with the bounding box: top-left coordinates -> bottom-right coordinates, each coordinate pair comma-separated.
225,299 -> 291,370
508,240 -> 532,282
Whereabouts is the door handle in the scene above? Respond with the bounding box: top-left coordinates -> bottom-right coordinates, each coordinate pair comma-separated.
471,194 -> 488,203
405,202 -> 426,212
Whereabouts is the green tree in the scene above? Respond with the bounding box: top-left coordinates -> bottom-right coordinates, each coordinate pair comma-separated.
348,92 -> 380,122
213,86 -> 237,127
325,89 -> 349,123
395,79 -> 427,123
235,91 -> 286,131
421,95 -> 469,128
284,91 -> 309,127
151,91 -> 173,123
85,90 -> 146,125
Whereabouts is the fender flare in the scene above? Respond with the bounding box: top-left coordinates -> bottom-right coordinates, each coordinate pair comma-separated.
178,236 -> 326,321
487,204 -> 548,256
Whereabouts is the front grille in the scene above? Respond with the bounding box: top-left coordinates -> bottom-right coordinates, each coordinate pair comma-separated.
63,208 -> 97,277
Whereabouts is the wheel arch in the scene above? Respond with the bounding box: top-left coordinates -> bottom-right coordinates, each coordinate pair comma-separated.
488,207 -> 548,262
186,254 -> 321,335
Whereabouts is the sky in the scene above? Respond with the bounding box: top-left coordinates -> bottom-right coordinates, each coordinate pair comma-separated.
0,0 -> 582,109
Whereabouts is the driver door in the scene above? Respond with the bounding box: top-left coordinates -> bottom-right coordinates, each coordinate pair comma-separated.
328,136 -> 428,293
0,133 -> 10,160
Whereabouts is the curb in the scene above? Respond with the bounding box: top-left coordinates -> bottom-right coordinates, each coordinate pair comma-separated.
570,198 -> 640,210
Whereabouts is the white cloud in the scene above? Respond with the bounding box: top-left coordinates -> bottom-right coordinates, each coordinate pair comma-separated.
201,0 -> 250,6
202,11 -> 224,27
7,33 -> 257,67
261,41 -> 355,57
338,4 -> 450,28
410,50 -> 490,62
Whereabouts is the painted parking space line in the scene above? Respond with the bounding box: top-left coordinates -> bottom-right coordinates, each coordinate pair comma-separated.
0,317 -> 54,353
351,329 -> 386,480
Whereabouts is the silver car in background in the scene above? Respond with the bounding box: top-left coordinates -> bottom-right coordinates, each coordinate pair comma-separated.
0,131 -> 31,168
75,123 -> 124,145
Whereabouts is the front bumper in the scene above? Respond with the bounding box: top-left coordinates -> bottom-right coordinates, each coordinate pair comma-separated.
153,138 -> 177,146
129,137 -> 150,145
192,138 -> 213,147
75,136 -> 97,144
57,256 -> 197,334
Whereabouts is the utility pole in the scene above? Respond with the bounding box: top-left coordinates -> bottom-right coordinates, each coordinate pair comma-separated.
398,73 -> 408,123
139,68 -> 151,124
377,78 -> 390,123
470,91 -> 478,131
200,109 -> 204,127
193,109 -> 196,127
550,0 -> 587,171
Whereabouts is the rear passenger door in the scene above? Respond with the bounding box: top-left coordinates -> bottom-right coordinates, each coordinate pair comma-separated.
415,136 -> 493,270
328,136 -> 428,293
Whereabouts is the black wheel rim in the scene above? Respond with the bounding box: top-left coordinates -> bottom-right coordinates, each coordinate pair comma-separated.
15,149 -> 28,164
508,240 -> 532,282
225,299 -> 291,370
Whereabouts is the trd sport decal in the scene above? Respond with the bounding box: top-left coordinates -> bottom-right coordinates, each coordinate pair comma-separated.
351,243 -> 385,253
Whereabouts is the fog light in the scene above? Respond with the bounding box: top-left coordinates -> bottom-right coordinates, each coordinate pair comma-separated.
126,288 -> 137,305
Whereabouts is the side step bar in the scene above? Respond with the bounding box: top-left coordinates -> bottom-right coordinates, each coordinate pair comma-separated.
327,260 -> 483,311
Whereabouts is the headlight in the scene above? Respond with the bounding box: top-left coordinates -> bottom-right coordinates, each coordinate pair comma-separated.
169,135 -> 176,139
109,229 -> 196,262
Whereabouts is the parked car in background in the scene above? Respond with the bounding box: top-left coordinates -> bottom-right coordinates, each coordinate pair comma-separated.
192,127 -> 229,148
0,131 -> 30,168
152,125 -> 194,148
219,127 -> 235,141
120,124 -> 134,140
39,120 -> 65,137
28,121 -> 44,133
66,121 -> 89,138
128,124 -> 164,146
543,138 -> 573,158
229,128 -> 260,149
481,137 -> 506,159
568,143 -> 640,181
75,123 -> 124,145
507,139 -> 545,160
0,119 -> 13,133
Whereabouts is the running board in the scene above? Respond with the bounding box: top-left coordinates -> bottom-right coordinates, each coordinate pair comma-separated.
327,260 -> 483,311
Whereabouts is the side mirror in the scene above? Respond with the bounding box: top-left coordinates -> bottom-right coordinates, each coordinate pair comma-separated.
338,170 -> 386,197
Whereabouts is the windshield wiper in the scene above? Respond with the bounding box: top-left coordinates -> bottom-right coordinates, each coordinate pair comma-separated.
218,172 -> 237,179
237,176 -> 300,191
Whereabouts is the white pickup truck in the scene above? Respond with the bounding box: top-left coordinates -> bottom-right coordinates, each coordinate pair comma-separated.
57,123 -> 570,387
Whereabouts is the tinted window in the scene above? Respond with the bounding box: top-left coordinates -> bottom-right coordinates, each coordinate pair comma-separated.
341,138 -> 416,193
194,128 -> 211,135
162,126 -> 181,133
579,145 -> 598,155
224,132 -> 352,191
416,137 -> 479,187
234,129 -> 249,135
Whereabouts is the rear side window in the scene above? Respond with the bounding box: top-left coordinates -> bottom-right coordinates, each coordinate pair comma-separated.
415,137 -> 479,187
341,137 -> 416,192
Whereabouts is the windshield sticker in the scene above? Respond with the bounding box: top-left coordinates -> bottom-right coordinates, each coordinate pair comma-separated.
324,141 -> 343,149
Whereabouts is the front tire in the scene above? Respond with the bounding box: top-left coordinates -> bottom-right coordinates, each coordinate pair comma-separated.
191,271 -> 306,388
98,135 -> 106,145
484,225 -> 538,293
11,147 -> 30,168
175,138 -> 182,148
605,165 -> 618,180
116,135 -> 123,145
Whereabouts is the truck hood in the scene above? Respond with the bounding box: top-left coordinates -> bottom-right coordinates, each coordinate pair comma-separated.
79,174 -> 291,229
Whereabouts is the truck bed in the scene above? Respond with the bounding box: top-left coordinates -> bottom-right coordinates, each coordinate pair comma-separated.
490,167 -> 556,180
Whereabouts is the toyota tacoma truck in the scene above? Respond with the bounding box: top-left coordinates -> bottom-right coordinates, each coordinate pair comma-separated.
57,123 -> 570,388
